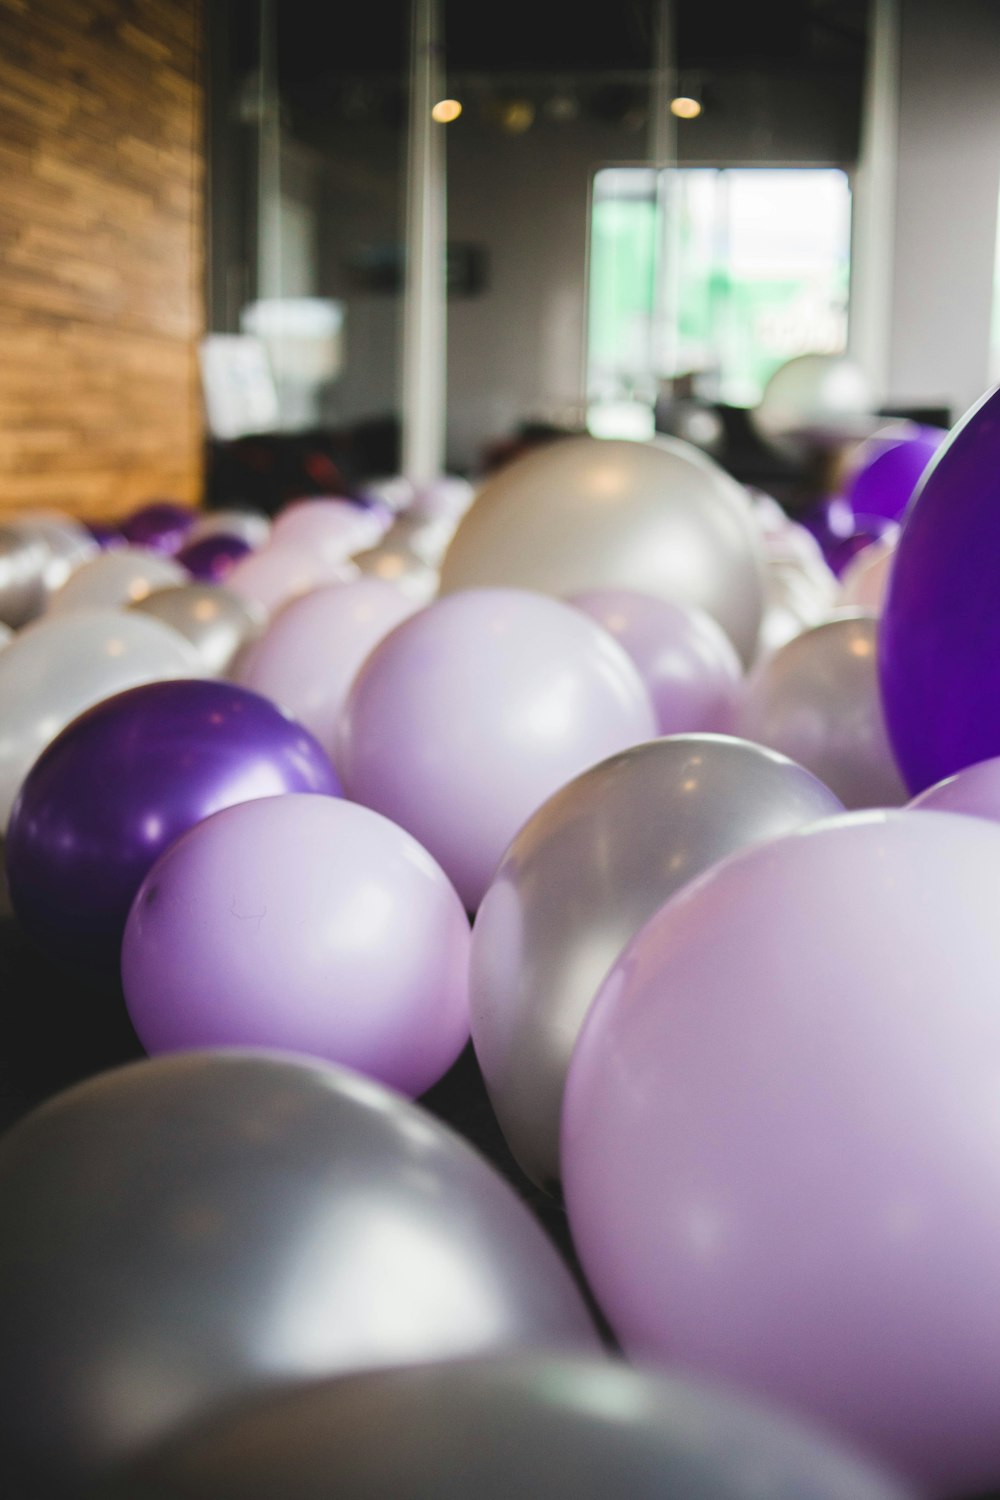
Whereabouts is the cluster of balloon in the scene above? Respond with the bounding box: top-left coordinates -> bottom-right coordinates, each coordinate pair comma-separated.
0,1053 -> 599,1497
737,614 -> 906,809
5,679 -> 338,977
471,736 -> 843,1189
563,811 -> 1000,1496
97,1357 -> 910,1500
122,795 -> 471,1095
748,489 -> 839,657
223,496 -> 394,617
335,588 -> 658,910
879,382 -> 1000,791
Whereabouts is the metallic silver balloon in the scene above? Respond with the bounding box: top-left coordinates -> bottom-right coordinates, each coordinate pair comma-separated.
129,584 -> 265,676
353,528 -> 440,604
439,437 -> 766,662
187,509 -> 272,549
753,354 -> 877,453
0,1052 -> 598,1498
471,735 -> 844,1189
0,525 -> 49,626
48,547 -> 187,614
10,509 -> 99,598
737,613 -> 908,810
98,1355 -> 912,1500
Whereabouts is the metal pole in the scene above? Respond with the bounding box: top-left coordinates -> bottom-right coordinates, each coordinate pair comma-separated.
401,0 -> 447,483
649,0 -> 679,391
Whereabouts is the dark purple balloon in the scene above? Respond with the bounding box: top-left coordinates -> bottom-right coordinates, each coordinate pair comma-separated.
6,679 -> 340,977
801,495 -> 855,555
879,388 -> 995,792
847,428 -> 945,523
177,533 -> 253,583
120,502 -> 196,555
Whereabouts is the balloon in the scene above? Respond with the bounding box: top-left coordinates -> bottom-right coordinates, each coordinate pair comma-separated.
6,679 -> 338,976
411,473 -> 476,522
753,354 -> 875,451
0,608 -> 199,827
85,520 -> 126,551
120,500 -> 196,554
236,579 -> 418,751
272,498 -> 384,560
353,534 -> 441,604
48,547 -> 187,613
879,384 -> 1000,792
824,515 -> 898,580
129,585 -> 264,676
9,510 -> 98,597
838,539 -> 896,614
568,590 -> 742,736
472,735 -> 843,1188
439,437 -> 766,663
225,543 -> 356,618
336,589 -> 657,910
737,615 -> 906,809
563,809 -> 1000,1495
845,424 -> 945,522
908,756 -> 1000,822
0,1051 -> 598,1497
0,525 -> 48,625
98,1355 -> 912,1500
123,794 -> 469,1094
187,508 -> 271,549
176,533 -> 252,583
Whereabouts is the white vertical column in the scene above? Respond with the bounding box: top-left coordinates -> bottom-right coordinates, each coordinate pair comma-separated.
401,0 -> 447,484
256,0 -> 283,304
649,0 -> 680,387
848,0 -> 899,403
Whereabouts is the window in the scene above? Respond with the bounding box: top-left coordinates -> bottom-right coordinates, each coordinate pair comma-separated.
588,166 -> 852,414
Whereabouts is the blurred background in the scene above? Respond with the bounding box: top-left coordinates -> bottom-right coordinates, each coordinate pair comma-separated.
0,0 -> 997,515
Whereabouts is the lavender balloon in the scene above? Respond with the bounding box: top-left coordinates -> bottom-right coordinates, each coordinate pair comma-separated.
6,679 -> 339,976
908,756 -> 1000,822
846,425 -> 945,522
563,810 -> 1000,1496
569,589 -> 742,736
177,533 -> 252,583
273,498 -> 385,561
880,385 -> 1000,791
237,579 -> 419,752
123,795 -> 470,1095
120,501 -> 196,555
336,589 -> 657,910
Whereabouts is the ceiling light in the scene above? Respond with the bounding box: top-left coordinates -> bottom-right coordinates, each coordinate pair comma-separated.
431,98 -> 462,124
670,96 -> 702,120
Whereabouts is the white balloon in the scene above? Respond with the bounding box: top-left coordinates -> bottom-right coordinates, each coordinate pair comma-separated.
754,354 -> 877,452
0,609 -> 200,826
48,549 -> 186,614
187,510 -> 272,549
839,539 -> 897,615
10,512 -> 98,598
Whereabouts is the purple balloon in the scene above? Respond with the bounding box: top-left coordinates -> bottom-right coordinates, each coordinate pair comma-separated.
568,588 -> 743,736
824,514 -> 898,579
120,501 -> 196,556
122,795 -> 470,1095
802,495 -> 855,552
177,533 -> 253,583
6,679 -> 339,976
336,589 -> 657,910
563,809 -> 1000,1496
879,386 -> 998,791
908,755 -> 1000,822
847,427 -> 945,523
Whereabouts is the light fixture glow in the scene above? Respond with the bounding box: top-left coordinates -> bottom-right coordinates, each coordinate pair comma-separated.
431,98 -> 462,124
670,95 -> 702,119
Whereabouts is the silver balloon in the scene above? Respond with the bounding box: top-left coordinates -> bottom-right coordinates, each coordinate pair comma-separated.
129,585 -> 265,676
737,613 -> 907,809
0,1052 -> 598,1497
10,510 -> 98,598
48,547 -> 187,613
99,1356 -> 912,1500
753,354 -> 877,454
0,608 -> 200,826
187,508 -> 272,549
471,735 -> 844,1189
354,527 -> 440,604
439,437 -> 765,661
0,526 -> 49,626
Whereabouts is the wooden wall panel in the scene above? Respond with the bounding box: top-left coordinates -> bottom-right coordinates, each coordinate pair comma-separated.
0,0 -> 203,517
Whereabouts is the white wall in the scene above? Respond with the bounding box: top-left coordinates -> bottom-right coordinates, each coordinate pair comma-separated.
887,0 -> 1000,421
